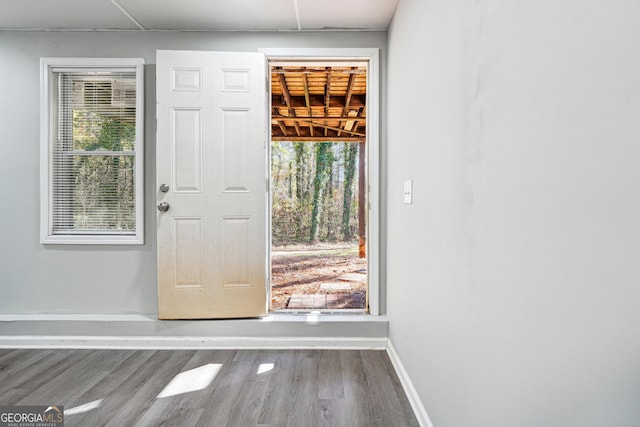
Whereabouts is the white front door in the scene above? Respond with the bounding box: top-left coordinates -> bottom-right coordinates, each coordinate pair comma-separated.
156,50 -> 267,319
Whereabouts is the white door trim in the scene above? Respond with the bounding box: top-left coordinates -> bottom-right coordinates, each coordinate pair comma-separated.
260,48 -> 381,315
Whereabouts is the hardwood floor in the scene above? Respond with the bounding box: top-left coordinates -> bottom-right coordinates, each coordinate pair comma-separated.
0,349 -> 419,426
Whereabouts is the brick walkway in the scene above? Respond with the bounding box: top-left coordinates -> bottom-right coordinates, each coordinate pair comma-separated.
286,292 -> 364,310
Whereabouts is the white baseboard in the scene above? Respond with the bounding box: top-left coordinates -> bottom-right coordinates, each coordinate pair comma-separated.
0,314 -> 155,322
0,335 -> 388,350
386,339 -> 434,427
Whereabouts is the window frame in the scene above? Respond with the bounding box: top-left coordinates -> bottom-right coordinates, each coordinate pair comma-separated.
40,57 -> 145,245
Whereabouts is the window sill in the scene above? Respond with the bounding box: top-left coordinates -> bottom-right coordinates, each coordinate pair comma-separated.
41,234 -> 143,245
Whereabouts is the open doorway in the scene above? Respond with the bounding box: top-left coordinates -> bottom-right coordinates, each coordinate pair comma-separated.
269,61 -> 368,312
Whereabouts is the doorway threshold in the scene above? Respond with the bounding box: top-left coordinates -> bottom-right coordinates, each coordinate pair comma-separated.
271,309 -> 367,315
284,292 -> 365,310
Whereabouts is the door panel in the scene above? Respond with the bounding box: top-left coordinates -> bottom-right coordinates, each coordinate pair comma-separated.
172,217 -> 203,288
171,108 -> 202,193
156,50 -> 267,319
221,109 -> 251,192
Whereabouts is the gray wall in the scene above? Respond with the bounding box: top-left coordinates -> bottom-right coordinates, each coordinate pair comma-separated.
0,31 -> 387,315
387,0 -> 640,426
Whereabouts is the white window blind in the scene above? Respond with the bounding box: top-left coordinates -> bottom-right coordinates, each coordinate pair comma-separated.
41,59 -> 144,244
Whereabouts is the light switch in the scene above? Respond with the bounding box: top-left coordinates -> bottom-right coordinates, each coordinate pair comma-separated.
403,180 -> 413,204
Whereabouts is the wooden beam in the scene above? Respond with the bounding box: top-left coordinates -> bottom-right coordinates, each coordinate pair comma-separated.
302,73 -> 313,136
302,74 -> 311,116
277,71 -> 301,136
338,109 -> 359,138
355,106 -> 366,134
337,69 -> 358,137
272,123 -> 365,141
277,121 -> 288,136
324,68 -> 331,137
271,68 -> 365,75
271,95 -> 365,109
293,120 -> 365,137
344,109 -> 360,132
277,73 -> 291,106
272,136 -> 366,142
273,115 -> 366,122
343,68 -> 357,116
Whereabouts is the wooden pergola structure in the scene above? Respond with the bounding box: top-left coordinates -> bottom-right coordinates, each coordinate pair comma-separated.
271,64 -> 367,257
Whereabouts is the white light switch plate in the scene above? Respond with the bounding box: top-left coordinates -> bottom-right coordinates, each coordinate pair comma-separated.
403,180 -> 413,204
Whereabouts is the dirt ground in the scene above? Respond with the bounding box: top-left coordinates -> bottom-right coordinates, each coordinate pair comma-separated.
271,242 -> 367,311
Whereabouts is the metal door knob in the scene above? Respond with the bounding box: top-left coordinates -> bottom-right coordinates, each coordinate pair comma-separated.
159,184 -> 169,193
157,202 -> 170,212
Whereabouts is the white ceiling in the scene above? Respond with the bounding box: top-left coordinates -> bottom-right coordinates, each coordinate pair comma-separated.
0,0 -> 399,31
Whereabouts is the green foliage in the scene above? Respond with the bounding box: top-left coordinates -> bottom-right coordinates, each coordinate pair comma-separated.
271,141 -> 360,245
73,111 -> 135,151
68,111 -> 136,231
72,155 -> 135,230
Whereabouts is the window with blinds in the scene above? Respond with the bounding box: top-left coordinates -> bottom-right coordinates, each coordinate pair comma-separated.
41,58 -> 144,244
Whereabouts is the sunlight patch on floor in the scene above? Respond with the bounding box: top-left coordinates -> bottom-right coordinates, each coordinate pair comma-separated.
157,364 -> 223,399
65,399 -> 103,416
257,363 -> 274,374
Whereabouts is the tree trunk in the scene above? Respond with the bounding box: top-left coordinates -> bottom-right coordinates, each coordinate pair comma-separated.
293,142 -> 308,241
309,142 -> 332,242
293,143 -> 307,202
341,142 -> 358,240
322,144 -> 336,240
287,161 -> 293,199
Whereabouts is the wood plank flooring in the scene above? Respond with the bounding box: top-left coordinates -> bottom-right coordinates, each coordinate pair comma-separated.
0,349 -> 419,427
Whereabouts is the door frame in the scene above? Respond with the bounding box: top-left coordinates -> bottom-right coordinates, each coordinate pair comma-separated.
260,48 -> 380,315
